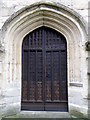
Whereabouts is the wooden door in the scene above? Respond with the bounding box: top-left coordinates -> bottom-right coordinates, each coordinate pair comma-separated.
21,26 -> 68,111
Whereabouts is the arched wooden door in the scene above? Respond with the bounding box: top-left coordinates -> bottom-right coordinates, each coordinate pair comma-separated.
21,26 -> 68,111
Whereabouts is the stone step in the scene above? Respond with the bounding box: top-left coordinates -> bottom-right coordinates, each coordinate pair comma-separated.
2,111 -> 71,119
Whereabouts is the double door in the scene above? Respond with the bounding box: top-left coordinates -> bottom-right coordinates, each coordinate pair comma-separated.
21,26 -> 68,111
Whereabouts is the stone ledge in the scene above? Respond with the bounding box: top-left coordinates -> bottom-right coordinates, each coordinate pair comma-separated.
69,83 -> 83,87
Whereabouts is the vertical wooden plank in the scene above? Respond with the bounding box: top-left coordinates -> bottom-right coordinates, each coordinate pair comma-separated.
29,50 -> 36,101
27,35 -> 30,100
35,50 -> 37,101
42,27 -> 45,109
51,51 -> 53,101
22,50 -> 28,101
35,30 -> 38,101
35,30 -> 39,48
60,50 -> 67,101
32,32 -> 35,48
59,50 -> 61,100
51,30 -> 53,101
27,50 -> 29,100
29,35 -> 31,47
53,51 -> 59,101
40,29 -> 42,47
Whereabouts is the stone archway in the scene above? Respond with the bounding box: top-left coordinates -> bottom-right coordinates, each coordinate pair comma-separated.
0,1 -> 88,117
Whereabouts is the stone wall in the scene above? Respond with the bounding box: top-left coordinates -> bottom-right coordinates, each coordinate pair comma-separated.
0,0 -> 89,29
0,0 -> 89,119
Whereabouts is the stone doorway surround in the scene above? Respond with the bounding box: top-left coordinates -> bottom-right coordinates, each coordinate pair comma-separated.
0,1 -> 88,118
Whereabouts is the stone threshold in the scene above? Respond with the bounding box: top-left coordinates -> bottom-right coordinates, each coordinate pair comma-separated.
4,111 -> 71,118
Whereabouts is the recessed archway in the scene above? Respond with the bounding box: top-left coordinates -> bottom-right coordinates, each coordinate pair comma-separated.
0,1 -> 88,116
